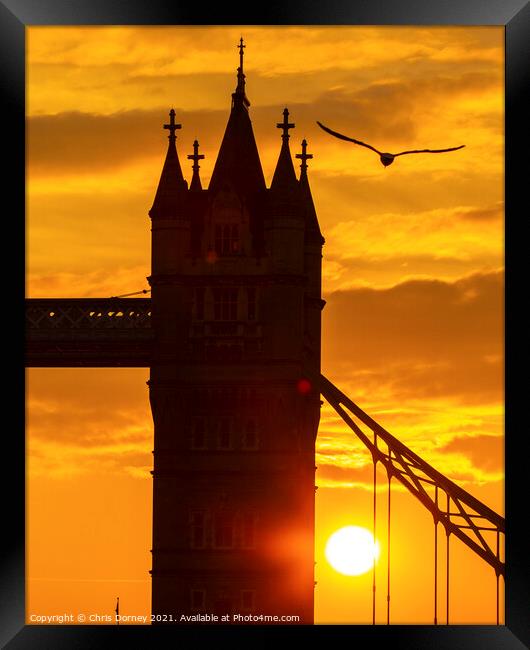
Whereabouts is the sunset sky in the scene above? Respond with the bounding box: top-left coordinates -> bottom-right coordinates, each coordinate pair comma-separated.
26,26 -> 504,624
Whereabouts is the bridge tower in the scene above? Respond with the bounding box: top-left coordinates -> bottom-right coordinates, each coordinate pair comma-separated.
148,40 -> 324,623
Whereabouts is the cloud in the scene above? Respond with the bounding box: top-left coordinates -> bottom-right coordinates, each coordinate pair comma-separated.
27,109 -> 192,175
27,369 -> 152,478
27,266 -> 150,298
311,69 -> 501,143
27,26 -> 502,71
28,60 -> 502,178
315,444 -> 503,490
25,27 -> 504,493
316,463 -> 375,490
453,203 -> 504,222
28,437 -> 152,479
314,379 -> 503,489
322,270 -> 503,403
27,369 -> 150,441
438,434 -> 504,471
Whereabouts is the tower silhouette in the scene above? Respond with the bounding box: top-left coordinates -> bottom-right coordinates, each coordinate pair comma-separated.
24,37 -> 506,630
148,40 -> 324,623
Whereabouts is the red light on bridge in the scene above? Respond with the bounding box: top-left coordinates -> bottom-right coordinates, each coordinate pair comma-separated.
296,378 -> 312,395
206,250 -> 218,264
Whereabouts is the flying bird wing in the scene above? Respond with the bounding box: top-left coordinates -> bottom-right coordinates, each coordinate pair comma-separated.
394,145 -> 465,157
316,121 -> 382,155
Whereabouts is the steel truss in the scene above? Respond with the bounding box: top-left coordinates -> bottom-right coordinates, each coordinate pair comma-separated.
318,374 -> 504,578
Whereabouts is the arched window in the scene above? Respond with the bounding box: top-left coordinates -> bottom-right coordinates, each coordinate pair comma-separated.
214,223 -> 240,256
214,511 -> 234,549
190,511 -> 206,549
247,287 -> 256,321
213,288 -> 238,321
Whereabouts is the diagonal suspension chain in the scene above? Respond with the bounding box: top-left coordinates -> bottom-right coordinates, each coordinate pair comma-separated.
317,374 -> 505,578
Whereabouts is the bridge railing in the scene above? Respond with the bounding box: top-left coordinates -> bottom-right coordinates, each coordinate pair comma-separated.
26,298 -> 152,330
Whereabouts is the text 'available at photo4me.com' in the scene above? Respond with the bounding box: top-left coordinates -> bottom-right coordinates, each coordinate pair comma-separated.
29,612 -> 302,624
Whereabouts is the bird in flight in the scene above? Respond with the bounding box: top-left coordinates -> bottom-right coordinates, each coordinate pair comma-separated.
316,121 -> 465,167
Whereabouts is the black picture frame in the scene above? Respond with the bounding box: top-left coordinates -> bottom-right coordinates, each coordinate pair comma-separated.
5,1 -> 529,647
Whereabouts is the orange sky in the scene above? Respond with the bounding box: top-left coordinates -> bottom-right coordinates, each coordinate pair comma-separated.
26,26 -> 504,624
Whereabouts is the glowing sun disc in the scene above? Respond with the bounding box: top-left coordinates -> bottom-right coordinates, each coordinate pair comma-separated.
325,526 -> 380,576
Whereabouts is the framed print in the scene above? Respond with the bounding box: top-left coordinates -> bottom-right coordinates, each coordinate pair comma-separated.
3,0 -> 529,647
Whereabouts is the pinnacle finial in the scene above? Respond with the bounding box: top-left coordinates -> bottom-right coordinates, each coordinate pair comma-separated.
276,108 -> 295,140
235,38 -> 247,96
238,37 -> 245,71
296,138 -> 313,175
163,108 -> 182,141
188,139 -> 205,170
233,38 -> 250,108
188,139 -> 204,190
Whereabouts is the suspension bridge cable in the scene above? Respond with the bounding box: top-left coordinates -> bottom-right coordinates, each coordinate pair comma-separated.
110,289 -> 151,298
496,530 -> 500,625
318,374 -> 506,624
372,437 -> 378,625
434,485 -> 438,625
386,468 -> 391,625
317,373 -> 505,570
496,572 -> 500,625
446,492 -> 450,625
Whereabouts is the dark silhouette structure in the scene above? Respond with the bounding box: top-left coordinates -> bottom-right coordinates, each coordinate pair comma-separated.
24,39 -> 504,627
316,121 -> 465,166
148,40 -> 324,623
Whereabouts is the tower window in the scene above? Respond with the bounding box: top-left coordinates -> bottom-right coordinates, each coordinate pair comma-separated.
213,288 -> 238,321
242,419 -> 258,450
214,512 -> 234,549
217,418 -> 232,449
191,589 -> 206,611
247,287 -> 256,321
241,513 -> 256,549
190,511 -> 206,549
215,224 -> 239,256
214,590 -> 233,616
241,590 -> 255,611
191,418 -> 206,449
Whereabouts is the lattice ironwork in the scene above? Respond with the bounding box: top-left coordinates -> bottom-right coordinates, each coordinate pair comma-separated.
26,298 -> 152,330
25,299 -> 153,367
318,373 -> 505,578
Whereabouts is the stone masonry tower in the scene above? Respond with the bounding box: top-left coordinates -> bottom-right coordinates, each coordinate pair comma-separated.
148,40 -> 324,624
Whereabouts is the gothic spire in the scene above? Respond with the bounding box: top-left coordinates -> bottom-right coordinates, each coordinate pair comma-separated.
209,38 -> 265,195
233,37 -> 250,109
165,108 -> 181,143
296,138 -> 313,180
149,109 -> 188,218
296,138 -> 324,243
188,139 -> 204,191
271,108 -> 298,191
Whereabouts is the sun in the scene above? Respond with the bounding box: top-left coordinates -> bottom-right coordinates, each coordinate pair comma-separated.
325,526 -> 380,576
